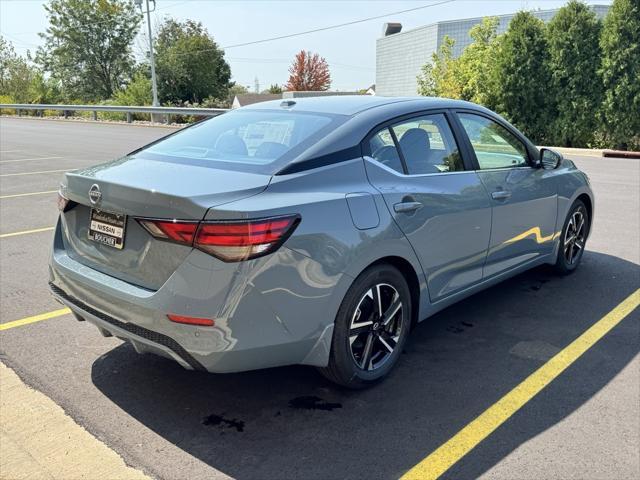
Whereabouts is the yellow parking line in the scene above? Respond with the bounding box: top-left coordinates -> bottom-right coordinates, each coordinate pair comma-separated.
0,190 -> 58,199
0,308 -> 71,332
0,156 -> 62,164
401,288 -> 640,480
0,227 -> 54,238
0,169 -> 68,177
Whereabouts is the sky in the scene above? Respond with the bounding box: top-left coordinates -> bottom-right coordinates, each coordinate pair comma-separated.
0,0 -> 613,92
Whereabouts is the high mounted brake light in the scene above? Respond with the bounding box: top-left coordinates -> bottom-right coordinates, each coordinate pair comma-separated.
137,215 -> 300,262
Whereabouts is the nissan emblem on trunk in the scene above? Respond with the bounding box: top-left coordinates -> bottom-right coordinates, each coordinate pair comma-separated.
89,184 -> 102,205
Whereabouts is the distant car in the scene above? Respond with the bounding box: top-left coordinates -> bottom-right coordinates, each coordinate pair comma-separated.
50,96 -> 593,388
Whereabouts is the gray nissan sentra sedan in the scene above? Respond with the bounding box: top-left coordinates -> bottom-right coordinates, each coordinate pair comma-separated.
50,96 -> 593,388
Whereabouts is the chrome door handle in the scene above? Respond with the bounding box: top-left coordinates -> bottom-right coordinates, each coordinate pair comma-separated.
394,201 -> 422,213
491,190 -> 511,200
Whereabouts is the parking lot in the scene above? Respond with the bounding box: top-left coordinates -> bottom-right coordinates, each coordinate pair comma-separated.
1,116 -> 639,479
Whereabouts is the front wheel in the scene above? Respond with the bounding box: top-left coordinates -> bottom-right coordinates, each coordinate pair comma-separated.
318,264 -> 411,389
554,199 -> 589,274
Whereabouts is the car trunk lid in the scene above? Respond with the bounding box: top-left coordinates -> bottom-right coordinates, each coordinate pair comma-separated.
60,155 -> 271,290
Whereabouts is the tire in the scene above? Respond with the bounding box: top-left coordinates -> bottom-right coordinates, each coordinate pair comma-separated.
554,199 -> 590,275
318,264 -> 412,389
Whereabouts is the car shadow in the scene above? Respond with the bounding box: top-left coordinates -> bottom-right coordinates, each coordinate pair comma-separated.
91,251 -> 639,480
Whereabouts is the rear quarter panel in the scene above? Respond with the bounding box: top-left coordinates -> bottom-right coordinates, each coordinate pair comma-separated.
204,158 -> 429,342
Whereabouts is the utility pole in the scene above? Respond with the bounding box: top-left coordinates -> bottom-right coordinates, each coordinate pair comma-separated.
135,0 -> 159,107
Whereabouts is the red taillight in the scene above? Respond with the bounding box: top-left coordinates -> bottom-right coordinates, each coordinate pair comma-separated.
196,215 -> 300,261
167,314 -> 215,327
137,215 -> 300,262
138,219 -> 198,244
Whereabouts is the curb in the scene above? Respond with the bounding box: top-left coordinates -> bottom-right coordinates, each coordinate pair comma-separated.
0,114 -> 182,129
603,150 -> 640,159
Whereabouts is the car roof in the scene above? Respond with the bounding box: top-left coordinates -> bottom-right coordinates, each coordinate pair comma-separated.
243,95 -> 477,116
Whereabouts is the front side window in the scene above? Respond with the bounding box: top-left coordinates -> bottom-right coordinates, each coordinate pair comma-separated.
458,113 -> 529,169
391,114 -> 464,174
139,110 -> 342,174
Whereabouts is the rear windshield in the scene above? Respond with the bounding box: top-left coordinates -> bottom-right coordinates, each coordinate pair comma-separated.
137,109 -> 345,174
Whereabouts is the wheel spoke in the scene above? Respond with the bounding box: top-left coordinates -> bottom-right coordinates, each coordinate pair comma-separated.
575,239 -> 584,250
360,333 -> 375,370
564,234 -> 575,246
378,333 -> 396,353
372,284 -> 383,317
381,297 -> 402,326
567,243 -> 575,263
351,317 -> 373,328
575,214 -> 585,237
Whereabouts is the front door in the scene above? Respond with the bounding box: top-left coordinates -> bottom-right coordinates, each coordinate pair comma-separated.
455,112 -> 558,278
364,112 -> 492,302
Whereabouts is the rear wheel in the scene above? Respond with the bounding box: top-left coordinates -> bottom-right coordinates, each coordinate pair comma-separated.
319,264 -> 411,389
554,200 -> 589,274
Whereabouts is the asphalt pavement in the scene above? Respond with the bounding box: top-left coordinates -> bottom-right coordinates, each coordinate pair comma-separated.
0,117 -> 638,480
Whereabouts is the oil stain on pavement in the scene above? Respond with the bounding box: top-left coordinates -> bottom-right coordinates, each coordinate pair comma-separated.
288,396 -> 342,411
202,414 -> 245,432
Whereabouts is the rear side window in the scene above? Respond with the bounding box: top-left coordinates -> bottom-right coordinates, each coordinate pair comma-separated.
368,128 -> 404,174
368,113 -> 464,175
391,114 -> 463,174
457,113 -> 529,169
139,110 -> 342,173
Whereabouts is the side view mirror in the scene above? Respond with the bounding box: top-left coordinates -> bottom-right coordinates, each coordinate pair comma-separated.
539,148 -> 563,170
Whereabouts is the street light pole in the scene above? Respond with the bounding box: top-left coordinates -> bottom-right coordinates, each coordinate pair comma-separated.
135,0 -> 159,107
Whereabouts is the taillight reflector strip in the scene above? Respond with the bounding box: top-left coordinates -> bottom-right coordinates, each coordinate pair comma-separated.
167,314 -> 215,327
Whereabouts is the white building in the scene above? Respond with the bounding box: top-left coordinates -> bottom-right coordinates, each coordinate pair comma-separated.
375,5 -> 610,97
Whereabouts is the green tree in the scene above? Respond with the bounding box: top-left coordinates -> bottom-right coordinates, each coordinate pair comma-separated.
0,36 -> 38,103
36,0 -> 140,102
600,0 -> 640,150
112,71 -> 152,106
267,84 -> 283,94
456,17 -> 501,108
155,19 -> 231,104
495,11 -> 554,144
28,72 -> 63,104
417,36 -> 462,98
547,1 -> 602,147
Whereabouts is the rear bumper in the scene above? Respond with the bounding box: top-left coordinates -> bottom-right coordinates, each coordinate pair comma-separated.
49,219 -> 348,373
50,282 -> 205,371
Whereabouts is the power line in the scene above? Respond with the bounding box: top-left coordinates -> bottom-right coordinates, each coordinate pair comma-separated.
5,0 -> 456,57
221,0 -> 455,49
161,0 -> 456,57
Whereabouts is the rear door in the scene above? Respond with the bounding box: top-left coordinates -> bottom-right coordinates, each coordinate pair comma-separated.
363,111 -> 492,302
453,111 -> 558,278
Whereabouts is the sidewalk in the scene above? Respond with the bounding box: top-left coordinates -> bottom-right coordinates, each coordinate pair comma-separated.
0,362 -> 151,480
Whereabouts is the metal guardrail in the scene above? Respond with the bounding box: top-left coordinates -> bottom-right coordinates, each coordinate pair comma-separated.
0,103 -> 228,123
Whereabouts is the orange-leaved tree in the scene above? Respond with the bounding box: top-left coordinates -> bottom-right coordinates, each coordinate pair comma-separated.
285,50 -> 331,91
